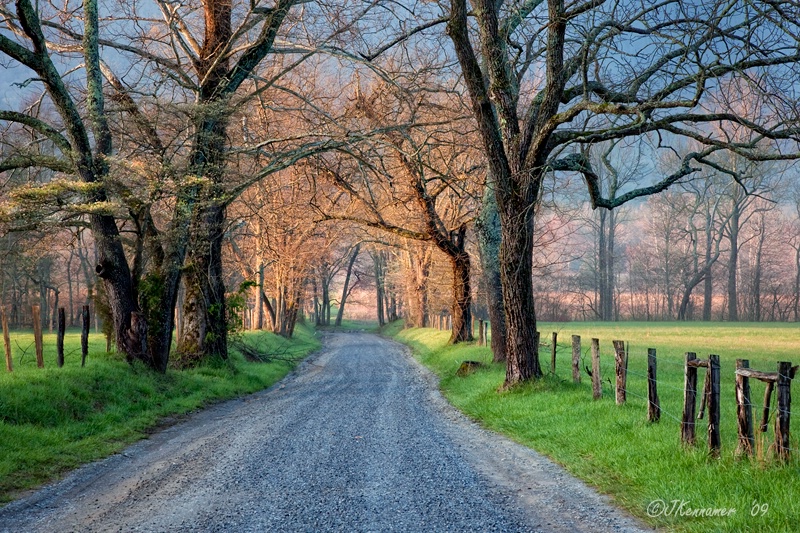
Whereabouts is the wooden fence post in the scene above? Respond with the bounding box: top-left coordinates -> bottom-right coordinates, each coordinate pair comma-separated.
484,321 -> 489,345
775,361 -> 792,461
551,332 -> 557,375
32,305 -> 44,368
591,338 -> 602,400
708,354 -> 721,456
612,340 -> 627,405
571,335 -> 581,384
681,352 -> 698,446
2,308 -> 11,372
735,359 -> 754,456
478,319 -> 485,346
57,307 -> 66,368
647,348 -> 660,422
81,305 -> 89,367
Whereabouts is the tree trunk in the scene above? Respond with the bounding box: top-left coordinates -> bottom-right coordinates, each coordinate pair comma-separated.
751,215 -> 766,321
373,252 -> 386,327
475,180 -> 506,361
727,206 -> 740,321
177,202 -> 228,365
335,244 -> 360,326
445,225 -> 473,343
703,212 -> 714,321
499,195 -> 543,386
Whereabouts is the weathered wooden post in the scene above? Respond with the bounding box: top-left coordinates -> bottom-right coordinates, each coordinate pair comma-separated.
551,332 -> 557,375
647,348 -> 660,422
32,305 -> 44,368
57,307 -> 66,368
775,361 -> 792,461
478,319 -> 485,346
612,340 -> 627,405
591,338 -> 602,400
571,335 -> 581,384
681,352 -> 699,446
81,305 -> 89,367
2,308 -> 11,372
484,321 -> 489,344
761,380 -> 775,433
708,354 -> 721,456
735,359 -> 754,456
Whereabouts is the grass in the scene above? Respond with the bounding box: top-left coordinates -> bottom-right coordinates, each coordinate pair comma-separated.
388,321 -> 800,532
0,323 -> 320,503
316,318 -> 380,333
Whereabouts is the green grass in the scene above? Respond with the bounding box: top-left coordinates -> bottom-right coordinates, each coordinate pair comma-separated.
0,324 -> 320,503
389,321 -> 800,532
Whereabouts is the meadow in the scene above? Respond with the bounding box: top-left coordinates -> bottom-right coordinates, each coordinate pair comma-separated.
388,321 -> 800,532
0,324 -> 320,503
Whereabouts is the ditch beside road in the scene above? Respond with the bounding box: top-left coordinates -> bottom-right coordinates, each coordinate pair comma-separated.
0,332 -> 650,532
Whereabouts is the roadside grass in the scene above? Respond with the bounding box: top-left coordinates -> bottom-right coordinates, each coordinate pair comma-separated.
0,323 -> 320,503
390,321 -> 800,533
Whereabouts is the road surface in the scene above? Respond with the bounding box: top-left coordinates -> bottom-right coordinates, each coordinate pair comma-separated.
0,333 -> 649,532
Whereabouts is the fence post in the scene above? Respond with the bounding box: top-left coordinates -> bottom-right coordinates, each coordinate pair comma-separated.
484,321 -> 489,345
571,335 -> 581,384
478,319 -> 485,346
735,359 -> 754,456
2,308 -> 11,372
612,340 -> 627,405
32,305 -> 44,368
775,361 -> 792,461
708,354 -> 721,457
647,348 -> 659,422
591,338 -> 602,400
57,307 -> 66,368
681,352 -> 698,446
81,305 -> 90,367
551,332 -> 557,375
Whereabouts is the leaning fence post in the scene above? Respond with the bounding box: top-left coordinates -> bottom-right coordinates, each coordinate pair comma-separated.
612,340 -> 627,405
708,354 -> 721,456
57,307 -> 66,368
775,361 -> 793,461
572,335 -> 581,384
735,359 -> 754,456
551,332 -> 557,375
81,305 -> 90,367
32,305 -> 44,368
2,308 -> 11,372
591,338 -> 602,400
681,352 -> 698,446
647,348 -> 660,422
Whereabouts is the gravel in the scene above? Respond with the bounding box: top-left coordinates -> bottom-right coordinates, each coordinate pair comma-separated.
0,332 -> 651,532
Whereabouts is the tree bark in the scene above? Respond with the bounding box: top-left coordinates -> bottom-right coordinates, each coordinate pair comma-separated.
447,227 -> 473,343
727,205 -> 740,321
475,179 -> 506,361
335,244 -> 360,326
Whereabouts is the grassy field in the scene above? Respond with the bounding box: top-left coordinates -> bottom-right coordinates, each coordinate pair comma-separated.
0,324 -> 320,503
387,321 -> 800,532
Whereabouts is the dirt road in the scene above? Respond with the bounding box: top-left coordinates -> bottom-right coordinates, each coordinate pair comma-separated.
0,333 -> 649,532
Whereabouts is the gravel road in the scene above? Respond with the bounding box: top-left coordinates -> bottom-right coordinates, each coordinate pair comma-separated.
0,333 -> 650,532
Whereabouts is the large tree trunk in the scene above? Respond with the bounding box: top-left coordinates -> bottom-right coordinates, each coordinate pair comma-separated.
499,194 -> 543,386
475,180 -> 506,362
444,225 -> 473,343
335,244 -> 360,326
177,202 -> 228,364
